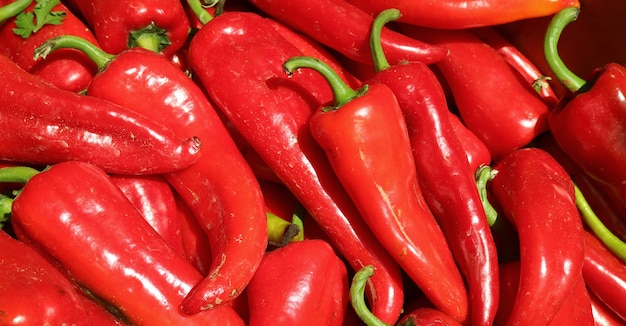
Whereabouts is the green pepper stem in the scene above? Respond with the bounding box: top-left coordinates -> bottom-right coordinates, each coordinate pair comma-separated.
0,166 -> 40,184
475,165 -> 499,226
350,265 -> 390,326
0,0 -> 32,24
34,34 -> 115,70
575,184 -> 626,263
186,0 -> 214,25
0,195 -> 13,229
544,7 -> 586,92
370,8 -> 401,73
283,56 -> 362,110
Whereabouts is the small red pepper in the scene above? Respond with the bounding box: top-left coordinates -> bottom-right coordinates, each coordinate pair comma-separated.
63,0 -> 190,56
285,55 -> 468,323
448,112 -> 493,171
0,52 -> 200,175
489,148 -> 585,325
246,239 -> 349,325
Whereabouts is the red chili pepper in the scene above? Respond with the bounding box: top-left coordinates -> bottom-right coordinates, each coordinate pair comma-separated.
187,10 -> 405,323
0,0 -> 98,92
489,148 -> 585,325
284,55 -> 468,323
400,24 -> 550,161
175,192 -> 212,276
6,162 -> 245,325
247,239 -> 349,325
544,7 -> 626,218
344,0 -> 579,29
448,112 -> 492,171
0,229 -> 91,325
77,292 -> 126,326
0,53 -> 200,175
590,290 -> 626,326
366,10 -> 498,325
246,0 -> 448,66
396,308 -> 463,326
63,0 -> 190,56
35,35 -> 268,313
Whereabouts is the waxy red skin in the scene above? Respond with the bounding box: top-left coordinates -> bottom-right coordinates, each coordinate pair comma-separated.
0,53 -> 200,175
11,161 -> 245,326
490,148 -> 585,325
188,11 -> 405,323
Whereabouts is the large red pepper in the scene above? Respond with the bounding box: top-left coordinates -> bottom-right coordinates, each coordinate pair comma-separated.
62,0 -> 190,56
36,34 -> 268,313
0,229 -> 91,325
6,162 -> 245,325
400,24 -> 550,161
0,0 -> 98,92
247,239 -> 349,325
246,0 -> 447,66
544,7 -> 626,218
366,10 -> 498,326
187,10 -> 404,323
285,55 -> 468,323
344,0 -> 579,29
489,148 -> 585,325
0,52 -> 200,175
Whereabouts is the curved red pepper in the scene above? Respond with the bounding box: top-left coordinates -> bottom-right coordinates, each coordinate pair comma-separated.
63,0 -> 189,56
285,56 -> 468,323
448,112 -> 492,171
247,0 -> 447,66
366,10 -> 498,325
590,290 -> 626,326
0,0 -> 98,92
400,25 -> 550,161
36,35 -> 268,313
0,53 -> 200,175
8,162 -> 245,325
489,148 -> 585,325
344,0 -> 579,29
247,239 -> 349,325
0,229 -> 91,325
175,192 -> 212,276
187,10 -> 405,323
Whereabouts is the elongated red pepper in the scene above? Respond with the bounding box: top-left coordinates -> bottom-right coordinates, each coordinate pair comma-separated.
285,55 -> 468,323
590,290 -> 626,326
544,7 -> 626,218
247,239 -> 349,325
366,10 -> 497,326
6,162 -> 245,325
63,0 -> 189,56
0,229 -> 91,325
345,0 -> 579,29
401,24 -> 550,161
247,0 -> 447,66
0,53 -> 200,175
0,0 -> 98,92
35,35 -> 268,313
448,112 -> 492,171
489,148 -> 585,325
175,192 -> 212,275
187,10 -> 405,323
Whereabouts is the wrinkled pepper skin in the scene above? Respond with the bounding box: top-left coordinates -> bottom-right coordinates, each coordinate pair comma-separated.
0,230 -> 90,326
10,161 -> 245,326
0,53 -> 200,175
490,148 -> 585,325
0,0 -> 98,92
246,239 -> 349,326
188,11 -> 405,323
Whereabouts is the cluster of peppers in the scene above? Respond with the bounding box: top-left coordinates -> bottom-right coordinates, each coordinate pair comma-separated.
0,0 -> 625,325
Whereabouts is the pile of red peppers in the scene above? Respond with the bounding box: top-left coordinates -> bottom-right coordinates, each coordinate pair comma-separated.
1,0 -> 626,325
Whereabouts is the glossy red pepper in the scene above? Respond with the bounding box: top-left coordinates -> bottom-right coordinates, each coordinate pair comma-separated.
448,112 -> 492,171
401,24 -> 550,161
63,0 -> 190,56
590,290 -> 626,326
344,0 -> 579,29
0,229 -> 91,325
285,55 -> 468,323
247,0 -> 447,66
489,148 -> 585,325
77,292 -> 126,326
36,35 -> 268,313
247,239 -> 349,325
7,161 -> 245,325
366,10 -> 498,325
187,10 -> 404,323
544,7 -> 626,218
397,308 -> 463,326
0,52 -> 200,175
175,192 -> 212,276
0,0 -> 98,92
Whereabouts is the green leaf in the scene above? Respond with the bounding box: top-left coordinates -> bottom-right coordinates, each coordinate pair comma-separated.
12,0 -> 66,38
